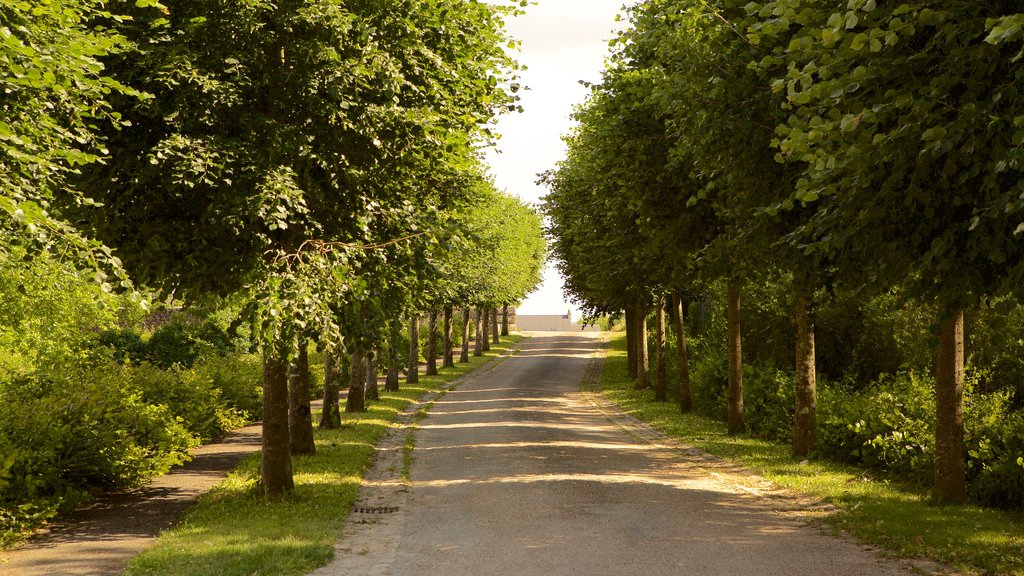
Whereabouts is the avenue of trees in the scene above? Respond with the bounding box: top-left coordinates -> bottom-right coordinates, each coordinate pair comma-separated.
545,0 -> 1024,507
0,0 -> 544,537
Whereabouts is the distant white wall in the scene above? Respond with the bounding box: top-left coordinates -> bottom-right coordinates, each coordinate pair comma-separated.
516,315 -> 602,332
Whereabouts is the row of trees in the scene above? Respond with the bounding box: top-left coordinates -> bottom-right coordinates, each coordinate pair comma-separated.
544,0 -> 1024,504
1,0 -> 544,496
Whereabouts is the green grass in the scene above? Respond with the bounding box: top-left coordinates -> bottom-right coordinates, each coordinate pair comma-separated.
597,333 -> 1024,576
124,335 -> 525,576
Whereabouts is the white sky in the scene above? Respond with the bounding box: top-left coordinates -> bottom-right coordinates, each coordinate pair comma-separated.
484,0 -> 632,316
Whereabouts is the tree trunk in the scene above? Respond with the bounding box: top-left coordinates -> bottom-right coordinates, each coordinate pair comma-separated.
443,306 -> 454,368
636,304 -> 649,390
346,347 -> 367,413
407,316 -> 419,384
288,344 -> 316,455
501,305 -> 510,336
672,291 -> 692,413
460,307 -> 471,363
365,348 -> 380,401
261,352 -> 294,496
481,307 -> 491,352
491,308 -> 500,344
385,322 -> 401,392
793,275 -> 817,457
727,280 -> 745,435
625,305 -> 637,378
426,310 -> 439,376
474,307 -> 484,357
654,292 -> 668,401
320,348 -> 343,429
934,306 -> 967,504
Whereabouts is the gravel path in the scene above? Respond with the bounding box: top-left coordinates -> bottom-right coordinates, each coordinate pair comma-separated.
311,332 -> 934,576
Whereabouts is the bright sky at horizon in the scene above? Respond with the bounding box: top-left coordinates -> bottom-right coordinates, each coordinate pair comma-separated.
483,0 -> 632,317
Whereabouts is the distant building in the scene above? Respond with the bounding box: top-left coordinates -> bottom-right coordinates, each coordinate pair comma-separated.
513,308 -> 601,332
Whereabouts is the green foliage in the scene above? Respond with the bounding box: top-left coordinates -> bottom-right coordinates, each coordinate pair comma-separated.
97,328 -> 147,363
965,392 -> 1024,509
0,0 -> 144,273
146,319 -> 235,369
742,366 -> 794,443
817,373 -> 936,483
0,359 -> 197,504
0,247 -> 119,360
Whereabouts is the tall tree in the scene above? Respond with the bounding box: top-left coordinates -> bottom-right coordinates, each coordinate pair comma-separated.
757,0 -> 1024,502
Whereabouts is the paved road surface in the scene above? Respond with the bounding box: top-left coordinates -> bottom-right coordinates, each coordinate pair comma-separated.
313,332 -> 923,576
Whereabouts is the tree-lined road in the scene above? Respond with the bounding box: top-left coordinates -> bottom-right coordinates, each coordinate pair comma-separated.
316,333 -> 916,576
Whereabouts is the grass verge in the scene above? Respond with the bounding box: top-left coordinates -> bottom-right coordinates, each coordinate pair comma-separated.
597,333 -> 1024,576
124,334 -> 525,576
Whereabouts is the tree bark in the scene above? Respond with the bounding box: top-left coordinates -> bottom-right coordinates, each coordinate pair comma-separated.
636,304 -> 649,390
320,348 -> 343,428
443,306 -> 454,368
346,346 -> 367,413
365,348 -> 380,401
460,307 -> 471,363
481,307 -> 491,352
491,308 -> 500,344
474,307 -> 484,356
426,310 -> 439,376
625,305 -> 637,378
288,344 -> 316,455
654,292 -> 668,401
501,304 -> 510,336
727,280 -> 745,435
793,275 -> 817,457
261,352 -> 294,496
407,316 -> 419,384
672,291 -> 692,413
385,322 -> 401,392
934,306 -> 967,504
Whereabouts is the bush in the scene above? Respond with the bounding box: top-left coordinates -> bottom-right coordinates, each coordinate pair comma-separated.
965,381 -> 1024,508
0,359 -> 197,508
146,318 -> 237,369
743,365 -> 795,442
688,342 -> 728,421
187,354 -> 263,423
97,328 -> 147,363
817,372 -> 936,483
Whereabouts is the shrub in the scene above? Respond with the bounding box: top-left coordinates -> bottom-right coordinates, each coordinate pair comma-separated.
146,318 -> 236,369
187,354 -> 262,423
0,360 -> 197,508
965,380 -> 1024,508
97,328 -> 147,363
688,342 -> 728,421
817,372 -> 935,483
743,365 -> 795,443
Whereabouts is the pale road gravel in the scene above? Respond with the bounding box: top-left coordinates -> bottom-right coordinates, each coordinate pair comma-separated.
310,332 -> 952,576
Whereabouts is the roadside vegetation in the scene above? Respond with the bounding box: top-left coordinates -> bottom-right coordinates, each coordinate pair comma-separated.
599,333 -> 1024,576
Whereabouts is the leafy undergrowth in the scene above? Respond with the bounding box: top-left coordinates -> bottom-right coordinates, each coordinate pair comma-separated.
124,335 -> 525,576
598,334 -> 1024,576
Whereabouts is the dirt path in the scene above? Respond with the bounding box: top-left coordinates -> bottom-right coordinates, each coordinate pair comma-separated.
310,332 -> 936,576
0,423 -> 263,576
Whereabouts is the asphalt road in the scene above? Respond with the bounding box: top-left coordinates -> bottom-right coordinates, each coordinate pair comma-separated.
313,332 -> 922,576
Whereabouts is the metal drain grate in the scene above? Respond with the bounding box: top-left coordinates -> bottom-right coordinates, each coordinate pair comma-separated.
352,505 -> 400,514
